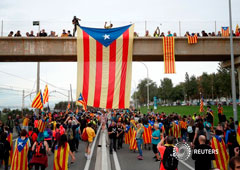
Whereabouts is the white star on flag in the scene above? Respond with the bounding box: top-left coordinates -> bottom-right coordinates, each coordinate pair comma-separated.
103,34 -> 110,40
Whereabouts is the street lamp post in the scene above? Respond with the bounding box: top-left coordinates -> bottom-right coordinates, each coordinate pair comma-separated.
228,0 -> 238,129
140,62 -> 150,110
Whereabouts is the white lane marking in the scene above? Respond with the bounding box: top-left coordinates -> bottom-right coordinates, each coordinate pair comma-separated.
102,130 -> 108,170
113,151 -> 121,170
179,160 -> 195,170
84,124 -> 102,170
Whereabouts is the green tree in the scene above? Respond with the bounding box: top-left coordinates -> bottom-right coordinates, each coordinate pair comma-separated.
159,78 -> 173,103
133,78 -> 158,106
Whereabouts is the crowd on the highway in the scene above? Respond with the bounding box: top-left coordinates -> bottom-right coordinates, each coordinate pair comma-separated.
0,104 -> 240,170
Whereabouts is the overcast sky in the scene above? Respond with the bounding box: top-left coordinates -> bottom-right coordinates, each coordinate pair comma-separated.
0,0 -> 240,109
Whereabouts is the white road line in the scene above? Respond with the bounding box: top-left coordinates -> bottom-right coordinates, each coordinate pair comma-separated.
102,131 -> 108,170
113,151 -> 121,170
179,160 -> 195,170
84,124 -> 102,170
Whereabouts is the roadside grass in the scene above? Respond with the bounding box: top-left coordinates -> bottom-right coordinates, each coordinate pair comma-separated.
139,105 -> 240,126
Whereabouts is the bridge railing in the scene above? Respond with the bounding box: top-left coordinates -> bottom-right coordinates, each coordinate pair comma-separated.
0,20 -> 239,37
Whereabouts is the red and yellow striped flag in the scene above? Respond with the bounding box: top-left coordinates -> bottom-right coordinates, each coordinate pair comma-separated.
6,133 -> 13,166
163,37 -> 175,74
77,24 -> 134,109
221,27 -> 229,37
31,91 -> 43,110
237,122 -> 240,145
200,97 -> 204,112
53,142 -> 70,170
129,129 -> 137,150
142,124 -> 152,144
210,136 -> 229,170
38,119 -> 46,133
188,35 -> 198,44
43,85 -> 49,104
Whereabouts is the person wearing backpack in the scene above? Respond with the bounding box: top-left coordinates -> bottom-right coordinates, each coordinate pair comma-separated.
29,138 -> 49,170
28,126 -> 38,162
157,136 -> 178,170
0,132 -> 11,170
226,123 -> 238,158
64,117 -> 76,161
187,118 -> 195,142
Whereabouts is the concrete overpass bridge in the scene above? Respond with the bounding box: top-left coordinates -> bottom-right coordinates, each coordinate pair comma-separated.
0,37 -> 239,63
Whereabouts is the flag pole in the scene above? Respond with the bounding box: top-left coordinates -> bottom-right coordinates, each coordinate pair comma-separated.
228,0 -> 238,129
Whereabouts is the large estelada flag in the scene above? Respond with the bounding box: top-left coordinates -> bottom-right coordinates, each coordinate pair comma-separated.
163,37 -> 175,74
76,24 -> 134,109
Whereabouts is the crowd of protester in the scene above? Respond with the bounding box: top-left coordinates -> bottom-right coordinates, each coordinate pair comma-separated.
0,103 -> 240,169
0,111 -> 98,170
103,104 -> 240,170
5,19 -> 240,38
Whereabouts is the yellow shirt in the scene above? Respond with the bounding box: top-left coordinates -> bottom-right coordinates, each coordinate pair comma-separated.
23,117 -> 29,126
86,127 -> 96,143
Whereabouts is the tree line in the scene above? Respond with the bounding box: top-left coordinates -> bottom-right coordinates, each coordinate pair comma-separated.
132,64 -> 238,105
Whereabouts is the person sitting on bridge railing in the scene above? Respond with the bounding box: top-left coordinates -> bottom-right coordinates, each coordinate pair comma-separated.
217,31 -> 222,36
173,32 -> 177,37
153,27 -> 160,37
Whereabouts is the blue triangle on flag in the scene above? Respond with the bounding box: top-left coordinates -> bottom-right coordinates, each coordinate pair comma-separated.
79,24 -> 131,47
222,27 -> 229,31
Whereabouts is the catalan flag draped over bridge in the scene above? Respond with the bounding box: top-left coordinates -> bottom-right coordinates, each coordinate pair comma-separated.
76,24 -> 134,109
188,34 -> 198,44
163,37 -> 175,74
